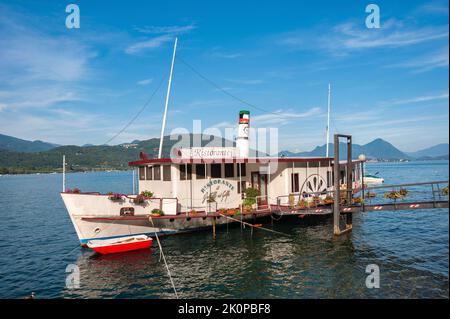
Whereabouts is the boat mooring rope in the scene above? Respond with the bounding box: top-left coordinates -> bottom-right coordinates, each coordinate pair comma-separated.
216,213 -> 291,237
148,216 -> 179,299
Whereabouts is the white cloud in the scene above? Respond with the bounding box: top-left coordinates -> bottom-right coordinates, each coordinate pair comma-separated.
126,24 -> 195,54
212,52 -> 243,59
277,18 -> 449,55
388,46 -> 449,73
381,92 -> 449,106
252,107 -> 322,125
125,34 -> 174,54
134,24 -> 196,34
137,78 -> 153,85
0,12 -> 95,83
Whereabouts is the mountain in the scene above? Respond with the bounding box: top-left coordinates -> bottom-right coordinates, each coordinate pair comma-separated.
407,143 -> 449,158
280,138 -> 410,160
0,134 -> 235,174
0,133 -> 59,153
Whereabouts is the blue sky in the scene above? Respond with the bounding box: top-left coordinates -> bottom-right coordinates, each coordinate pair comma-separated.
0,0 -> 448,152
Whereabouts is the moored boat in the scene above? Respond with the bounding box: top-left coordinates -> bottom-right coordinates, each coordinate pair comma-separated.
87,235 -> 153,254
364,173 -> 384,184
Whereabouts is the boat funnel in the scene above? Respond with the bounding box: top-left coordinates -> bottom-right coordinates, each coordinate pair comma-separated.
236,110 -> 250,158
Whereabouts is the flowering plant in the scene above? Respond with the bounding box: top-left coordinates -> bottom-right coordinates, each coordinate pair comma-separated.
133,194 -> 146,204
66,188 -> 80,194
108,193 -> 123,201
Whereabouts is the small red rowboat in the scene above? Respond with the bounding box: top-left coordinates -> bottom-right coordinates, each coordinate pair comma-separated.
87,235 -> 153,254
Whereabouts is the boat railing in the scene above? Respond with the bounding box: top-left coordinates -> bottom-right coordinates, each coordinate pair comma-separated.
276,190 -> 335,211
359,180 -> 449,205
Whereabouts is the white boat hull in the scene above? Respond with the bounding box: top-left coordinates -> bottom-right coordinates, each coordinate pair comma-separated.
364,176 -> 384,184
61,193 -> 268,245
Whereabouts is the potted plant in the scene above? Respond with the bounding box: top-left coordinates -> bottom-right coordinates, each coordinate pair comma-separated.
242,198 -> 254,212
243,187 -> 260,210
226,208 -> 236,216
141,190 -> 154,199
288,193 -> 295,208
107,192 -> 123,201
312,196 -> 321,206
384,190 -> 402,201
298,199 -> 307,209
133,194 -> 146,205
65,187 -> 81,194
398,188 -> 409,197
151,208 -> 164,216
352,196 -> 364,205
366,192 -> 377,198
218,208 -> 226,215
323,196 -> 334,205
189,209 -> 197,216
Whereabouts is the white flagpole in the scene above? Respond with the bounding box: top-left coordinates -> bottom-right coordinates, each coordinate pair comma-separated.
326,83 -> 331,158
62,155 -> 66,192
158,37 -> 178,159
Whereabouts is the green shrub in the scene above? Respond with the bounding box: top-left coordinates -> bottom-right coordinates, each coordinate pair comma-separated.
151,208 -> 164,216
141,190 -> 154,198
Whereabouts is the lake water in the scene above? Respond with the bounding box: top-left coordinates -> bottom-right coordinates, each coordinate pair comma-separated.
0,161 -> 448,298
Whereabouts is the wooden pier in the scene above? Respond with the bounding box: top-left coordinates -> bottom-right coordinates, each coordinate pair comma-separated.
331,134 -> 448,235
271,134 -> 449,236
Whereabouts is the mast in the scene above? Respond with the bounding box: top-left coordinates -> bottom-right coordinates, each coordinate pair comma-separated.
62,155 -> 66,192
326,83 -> 331,158
158,37 -> 178,159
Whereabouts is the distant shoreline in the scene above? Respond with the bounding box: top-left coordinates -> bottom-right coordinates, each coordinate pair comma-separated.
1,159 -> 448,176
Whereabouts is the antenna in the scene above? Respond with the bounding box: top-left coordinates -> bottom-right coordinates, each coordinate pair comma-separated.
158,37 -> 178,159
326,83 -> 331,158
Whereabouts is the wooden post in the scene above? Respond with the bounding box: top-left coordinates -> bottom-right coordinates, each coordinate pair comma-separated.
346,137 -> 353,229
212,217 -> 216,240
333,135 -> 340,235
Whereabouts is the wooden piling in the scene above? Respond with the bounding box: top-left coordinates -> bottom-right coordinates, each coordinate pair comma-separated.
333,135 -> 340,235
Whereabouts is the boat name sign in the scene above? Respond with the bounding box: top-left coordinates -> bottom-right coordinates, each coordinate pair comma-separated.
178,147 -> 237,159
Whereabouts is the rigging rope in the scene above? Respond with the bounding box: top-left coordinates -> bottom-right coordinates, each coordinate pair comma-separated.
178,57 -> 307,119
103,76 -> 166,145
148,216 -> 179,299
216,212 -> 291,237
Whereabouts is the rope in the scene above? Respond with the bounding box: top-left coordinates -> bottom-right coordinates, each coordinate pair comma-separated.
149,216 -> 179,298
178,57 -> 306,119
216,212 -> 291,237
102,76 -> 166,145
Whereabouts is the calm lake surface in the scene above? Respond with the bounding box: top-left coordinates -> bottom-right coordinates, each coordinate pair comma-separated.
0,161 -> 448,298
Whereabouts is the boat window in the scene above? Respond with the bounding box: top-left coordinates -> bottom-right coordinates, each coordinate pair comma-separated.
291,173 -> 299,193
120,207 -> 135,216
195,164 -> 206,179
211,164 -> 222,178
146,166 -> 153,180
163,165 -> 171,181
237,163 -> 246,177
139,167 -> 145,180
224,163 -> 234,178
180,164 -> 192,180
154,165 -> 161,180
